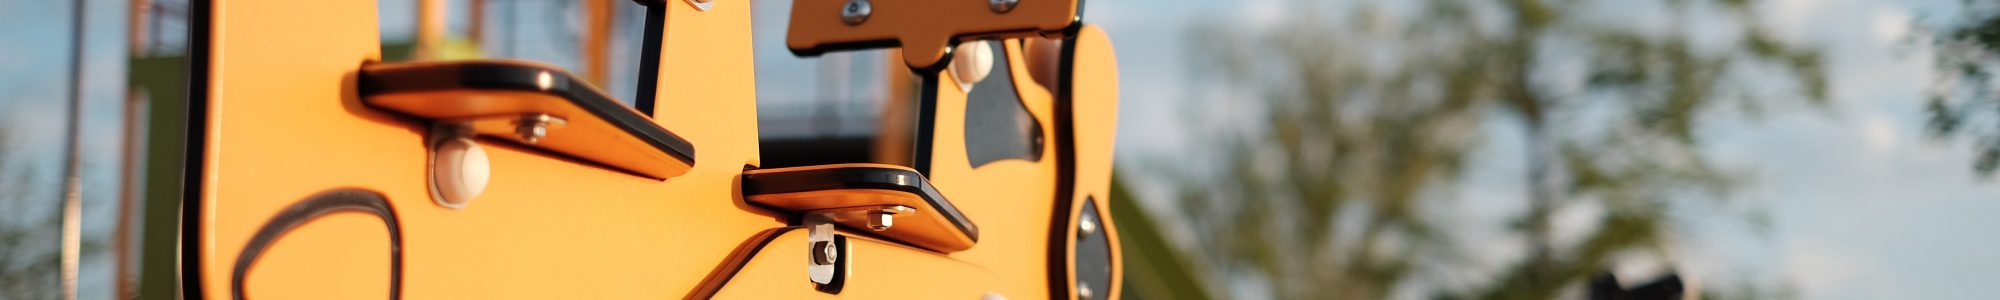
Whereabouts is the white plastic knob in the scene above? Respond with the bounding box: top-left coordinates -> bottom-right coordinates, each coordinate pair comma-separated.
432,137 -> 489,208
950,40 -> 996,91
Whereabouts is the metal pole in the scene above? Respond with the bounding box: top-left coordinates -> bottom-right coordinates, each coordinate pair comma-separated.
416,0 -> 445,60
582,0 -> 610,86
116,0 -> 151,298
469,0 -> 485,46
61,0 -> 90,299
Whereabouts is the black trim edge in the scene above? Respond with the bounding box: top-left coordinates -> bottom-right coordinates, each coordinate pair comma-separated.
181,0 -> 213,297
911,72 -> 941,175
1046,28 -> 1085,300
633,6 -> 665,116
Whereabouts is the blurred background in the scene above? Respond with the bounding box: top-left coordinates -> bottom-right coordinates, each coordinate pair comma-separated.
5,0 -> 2000,299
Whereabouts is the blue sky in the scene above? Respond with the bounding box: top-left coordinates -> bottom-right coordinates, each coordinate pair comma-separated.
1,0 -> 143,299
0,0 -> 1994,299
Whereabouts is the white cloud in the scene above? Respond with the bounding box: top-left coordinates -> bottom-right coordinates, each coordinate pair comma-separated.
1860,114 -> 1901,153
1873,9 -> 1913,45
1240,0 -> 1286,28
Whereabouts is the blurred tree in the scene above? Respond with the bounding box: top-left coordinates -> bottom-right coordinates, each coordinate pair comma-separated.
1923,1 -> 2000,176
1172,0 -> 1825,298
0,125 -> 61,299
0,119 -> 106,298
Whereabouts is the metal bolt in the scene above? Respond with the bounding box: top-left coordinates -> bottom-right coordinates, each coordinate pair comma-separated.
840,0 -> 871,25
684,0 -> 713,11
863,206 -> 914,231
1076,282 -> 1094,299
1078,217 -> 1097,237
515,114 -> 554,144
811,241 -> 839,265
867,210 -> 895,231
988,0 -> 1018,13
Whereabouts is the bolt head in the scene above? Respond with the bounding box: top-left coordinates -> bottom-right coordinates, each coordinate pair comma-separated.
516,123 -> 547,143
866,211 -> 894,231
683,0 -> 714,11
840,0 -> 871,25
514,114 -> 558,144
811,241 -> 839,265
989,0 -> 1018,13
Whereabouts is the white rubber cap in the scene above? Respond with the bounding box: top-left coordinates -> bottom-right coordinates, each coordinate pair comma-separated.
432,137 -> 489,208
950,40 -> 996,91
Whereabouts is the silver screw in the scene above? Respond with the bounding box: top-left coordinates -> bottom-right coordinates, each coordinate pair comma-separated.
988,0 -> 1017,13
515,114 -> 554,144
840,0 -> 871,25
1078,217 -> 1097,237
684,0 -> 713,11
1077,282 -> 1094,299
863,206 -> 913,231
811,241 -> 839,265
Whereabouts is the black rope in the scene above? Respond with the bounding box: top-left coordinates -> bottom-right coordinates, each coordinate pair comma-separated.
230,189 -> 402,300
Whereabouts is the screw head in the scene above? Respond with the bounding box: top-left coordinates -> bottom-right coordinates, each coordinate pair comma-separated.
1078,217 -> 1097,237
683,0 -> 713,11
840,0 -> 871,25
513,114 -> 564,144
516,120 -> 548,143
989,0 -> 1018,13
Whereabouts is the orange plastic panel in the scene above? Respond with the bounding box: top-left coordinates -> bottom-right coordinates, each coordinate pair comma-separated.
195,0 -> 777,299
787,0 -> 1080,70
914,39 -> 1067,298
190,0 -> 1119,298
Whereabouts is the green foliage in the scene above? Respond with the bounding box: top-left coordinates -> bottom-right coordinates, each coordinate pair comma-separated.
1924,1 -> 2000,175
1172,0 -> 1826,298
0,124 -> 61,299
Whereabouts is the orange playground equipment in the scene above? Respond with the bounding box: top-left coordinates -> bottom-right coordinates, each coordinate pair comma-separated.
139,0 -> 1123,298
